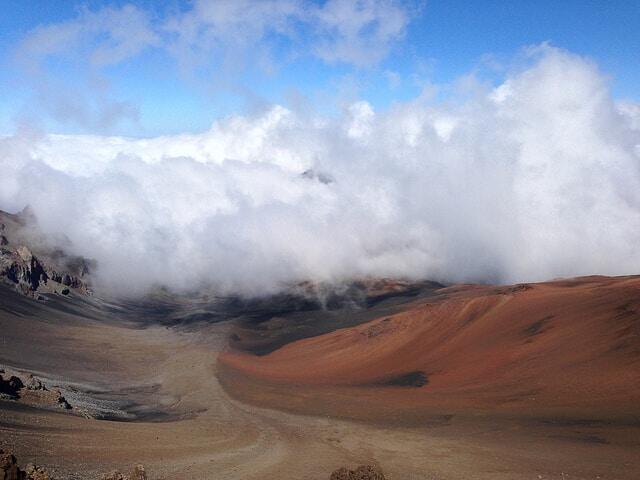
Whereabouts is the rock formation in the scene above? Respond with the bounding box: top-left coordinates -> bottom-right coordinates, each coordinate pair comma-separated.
0,450 -> 53,480
0,374 -> 24,399
0,210 -> 92,298
0,370 -> 72,410
1,450 -> 152,480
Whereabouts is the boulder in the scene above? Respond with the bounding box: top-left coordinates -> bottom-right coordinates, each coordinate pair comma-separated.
130,465 -> 147,480
24,464 -> 51,480
100,465 -> 147,480
26,375 -> 47,391
56,393 -> 72,410
0,374 -> 24,398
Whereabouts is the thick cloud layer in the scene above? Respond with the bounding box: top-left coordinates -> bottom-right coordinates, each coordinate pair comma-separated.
1,47 -> 639,295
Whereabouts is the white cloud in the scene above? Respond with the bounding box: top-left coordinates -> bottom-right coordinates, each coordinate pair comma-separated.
12,1 -> 415,132
18,4 -> 160,68
15,4 -> 157,131
2,47 -> 639,296
311,0 -> 411,67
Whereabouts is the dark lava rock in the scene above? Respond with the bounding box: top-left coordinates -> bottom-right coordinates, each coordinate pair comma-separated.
57,394 -> 72,410
0,374 -> 24,398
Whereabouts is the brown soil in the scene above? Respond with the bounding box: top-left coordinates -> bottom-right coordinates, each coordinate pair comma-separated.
2,277 -> 640,479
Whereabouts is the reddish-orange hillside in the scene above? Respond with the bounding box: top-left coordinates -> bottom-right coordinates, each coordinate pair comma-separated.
219,276 -> 640,420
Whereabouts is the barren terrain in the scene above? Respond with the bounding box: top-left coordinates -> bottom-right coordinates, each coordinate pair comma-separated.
1,276 -> 640,479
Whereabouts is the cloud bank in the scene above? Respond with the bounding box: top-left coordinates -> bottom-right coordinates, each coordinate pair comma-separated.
2,47 -> 640,295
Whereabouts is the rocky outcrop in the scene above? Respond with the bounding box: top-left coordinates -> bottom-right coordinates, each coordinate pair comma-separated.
330,465 -> 386,480
0,374 -> 24,399
23,464 -> 51,480
0,210 -> 92,298
1,451 -> 152,480
0,449 -> 22,480
0,450 -> 53,480
0,370 -> 72,411
25,375 -> 46,392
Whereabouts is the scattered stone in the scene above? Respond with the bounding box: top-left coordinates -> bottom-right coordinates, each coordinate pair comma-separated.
330,465 -> 386,480
101,471 -> 127,480
330,467 -> 353,480
100,465 -> 147,480
25,463 -> 51,480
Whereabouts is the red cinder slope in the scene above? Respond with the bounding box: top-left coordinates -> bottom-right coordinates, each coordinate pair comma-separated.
220,276 -> 640,419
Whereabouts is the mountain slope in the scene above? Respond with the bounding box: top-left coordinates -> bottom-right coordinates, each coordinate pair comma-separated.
220,276 -> 640,421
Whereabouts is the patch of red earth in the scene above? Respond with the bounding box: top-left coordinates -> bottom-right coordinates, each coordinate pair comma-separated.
220,276 -> 640,419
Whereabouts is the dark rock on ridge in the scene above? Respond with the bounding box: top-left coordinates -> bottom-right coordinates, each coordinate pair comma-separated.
0,209 -> 92,298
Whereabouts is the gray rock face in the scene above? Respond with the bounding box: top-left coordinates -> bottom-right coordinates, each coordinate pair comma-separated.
0,209 -> 92,298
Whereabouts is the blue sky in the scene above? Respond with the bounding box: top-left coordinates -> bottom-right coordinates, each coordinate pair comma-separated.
1,0 -> 639,136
